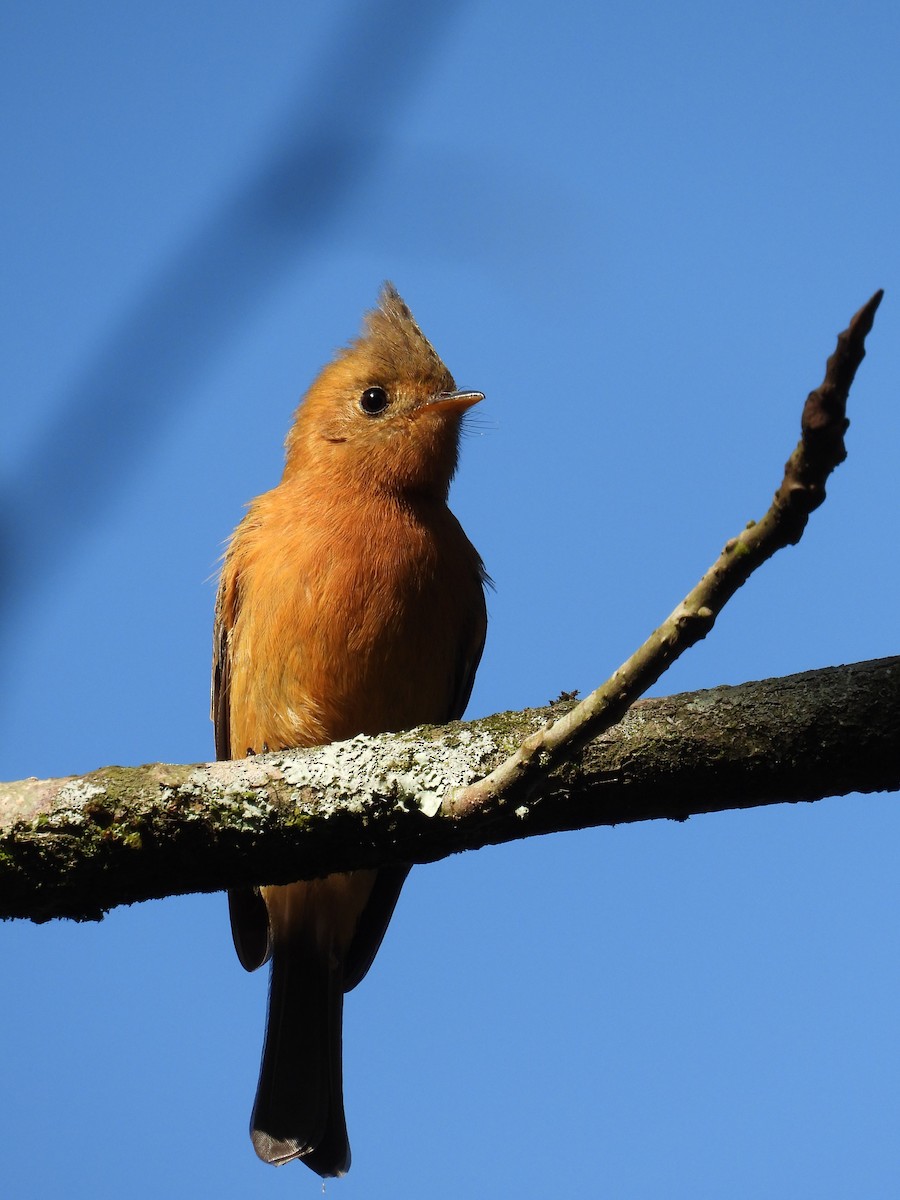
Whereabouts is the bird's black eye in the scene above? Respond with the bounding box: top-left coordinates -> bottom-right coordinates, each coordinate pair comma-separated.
359,386 -> 390,416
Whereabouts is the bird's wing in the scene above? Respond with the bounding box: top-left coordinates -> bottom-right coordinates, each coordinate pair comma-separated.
212,561 -> 273,971
447,569 -> 489,723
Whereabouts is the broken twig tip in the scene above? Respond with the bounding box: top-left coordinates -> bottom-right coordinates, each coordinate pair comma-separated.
854,289 -> 884,332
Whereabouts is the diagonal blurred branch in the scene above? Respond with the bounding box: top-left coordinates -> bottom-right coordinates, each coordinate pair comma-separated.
0,0 -> 472,642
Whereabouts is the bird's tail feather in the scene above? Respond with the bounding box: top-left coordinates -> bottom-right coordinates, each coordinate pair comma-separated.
250,932 -> 350,1177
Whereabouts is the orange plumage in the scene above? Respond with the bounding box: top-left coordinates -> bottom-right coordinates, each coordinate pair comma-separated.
211,284 -> 487,1176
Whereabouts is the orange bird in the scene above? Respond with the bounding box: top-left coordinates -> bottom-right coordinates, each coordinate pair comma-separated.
211,283 -> 487,1177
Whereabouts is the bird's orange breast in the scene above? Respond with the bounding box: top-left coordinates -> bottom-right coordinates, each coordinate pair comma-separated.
224,476 -> 484,757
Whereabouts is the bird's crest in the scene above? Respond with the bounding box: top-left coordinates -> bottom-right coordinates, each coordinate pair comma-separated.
355,282 -> 454,389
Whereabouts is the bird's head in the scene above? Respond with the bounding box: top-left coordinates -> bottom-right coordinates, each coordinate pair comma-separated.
283,283 -> 482,499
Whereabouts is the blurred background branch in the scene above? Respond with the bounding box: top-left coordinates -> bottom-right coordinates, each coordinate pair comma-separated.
0,0 -> 471,637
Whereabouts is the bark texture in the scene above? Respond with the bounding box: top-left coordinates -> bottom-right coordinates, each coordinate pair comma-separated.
1,656 -> 897,922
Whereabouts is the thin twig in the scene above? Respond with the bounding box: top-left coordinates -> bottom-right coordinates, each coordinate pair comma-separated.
445,290 -> 884,819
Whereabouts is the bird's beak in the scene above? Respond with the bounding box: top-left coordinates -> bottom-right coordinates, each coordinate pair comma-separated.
428,389 -> 485,414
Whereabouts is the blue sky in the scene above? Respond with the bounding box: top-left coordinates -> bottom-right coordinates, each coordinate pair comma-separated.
2,2 -> 899,1196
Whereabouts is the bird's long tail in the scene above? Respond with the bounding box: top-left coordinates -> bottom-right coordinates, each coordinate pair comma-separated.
250,927 -> 350,1177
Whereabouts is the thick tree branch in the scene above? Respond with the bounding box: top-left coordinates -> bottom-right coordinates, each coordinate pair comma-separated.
445,290 -> 884,818
1,656 -> 898,922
